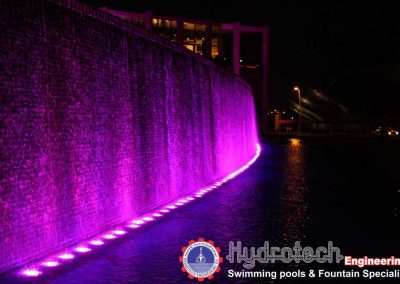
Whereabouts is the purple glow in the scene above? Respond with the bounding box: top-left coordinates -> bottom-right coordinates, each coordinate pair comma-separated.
75,246 -> 91,253
112,230 -> 126,235
0,1 -> 259,274
21,269 -> 41,277
10,143 -> 261,276
90,240 -> 104,246
103,234 -> 116,240
142,217 -> 154,222
58,254 -> 74,260
42,261 -> 59,267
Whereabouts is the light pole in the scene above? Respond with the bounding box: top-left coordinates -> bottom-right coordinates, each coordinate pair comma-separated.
294,86 -> 301,133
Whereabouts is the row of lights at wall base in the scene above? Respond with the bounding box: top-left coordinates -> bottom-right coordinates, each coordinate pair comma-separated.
19,143 -> 261,278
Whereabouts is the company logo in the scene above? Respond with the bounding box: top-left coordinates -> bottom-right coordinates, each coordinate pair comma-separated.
180,238 -> 223,281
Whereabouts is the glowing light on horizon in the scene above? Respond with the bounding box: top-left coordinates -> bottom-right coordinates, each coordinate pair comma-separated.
289,138 -> 301,146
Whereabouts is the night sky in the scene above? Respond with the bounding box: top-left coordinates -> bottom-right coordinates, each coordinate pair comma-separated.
83,0 -> 400,120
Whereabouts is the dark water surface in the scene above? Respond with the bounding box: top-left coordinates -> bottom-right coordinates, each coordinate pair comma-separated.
3,138 -> 400,283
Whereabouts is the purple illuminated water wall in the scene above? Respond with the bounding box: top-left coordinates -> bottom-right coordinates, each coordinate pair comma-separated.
0,0 -> 258,273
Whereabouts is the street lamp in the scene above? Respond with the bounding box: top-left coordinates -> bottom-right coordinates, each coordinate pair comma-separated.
293,86 -> 301,133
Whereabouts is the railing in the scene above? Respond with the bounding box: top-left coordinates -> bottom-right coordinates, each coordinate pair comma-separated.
43,0 -> 247,83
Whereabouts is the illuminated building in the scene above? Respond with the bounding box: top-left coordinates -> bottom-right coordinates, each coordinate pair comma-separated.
100,7 -> 270,133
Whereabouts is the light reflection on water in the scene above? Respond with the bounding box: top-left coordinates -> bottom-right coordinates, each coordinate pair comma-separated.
279,138 -> 311,243
3,138 -> 399,284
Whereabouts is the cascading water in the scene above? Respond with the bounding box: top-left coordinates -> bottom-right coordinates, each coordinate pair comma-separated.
0,0 -> 259,273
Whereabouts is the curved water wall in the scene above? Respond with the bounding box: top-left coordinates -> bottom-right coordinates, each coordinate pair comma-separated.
0,0 -> 258,272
